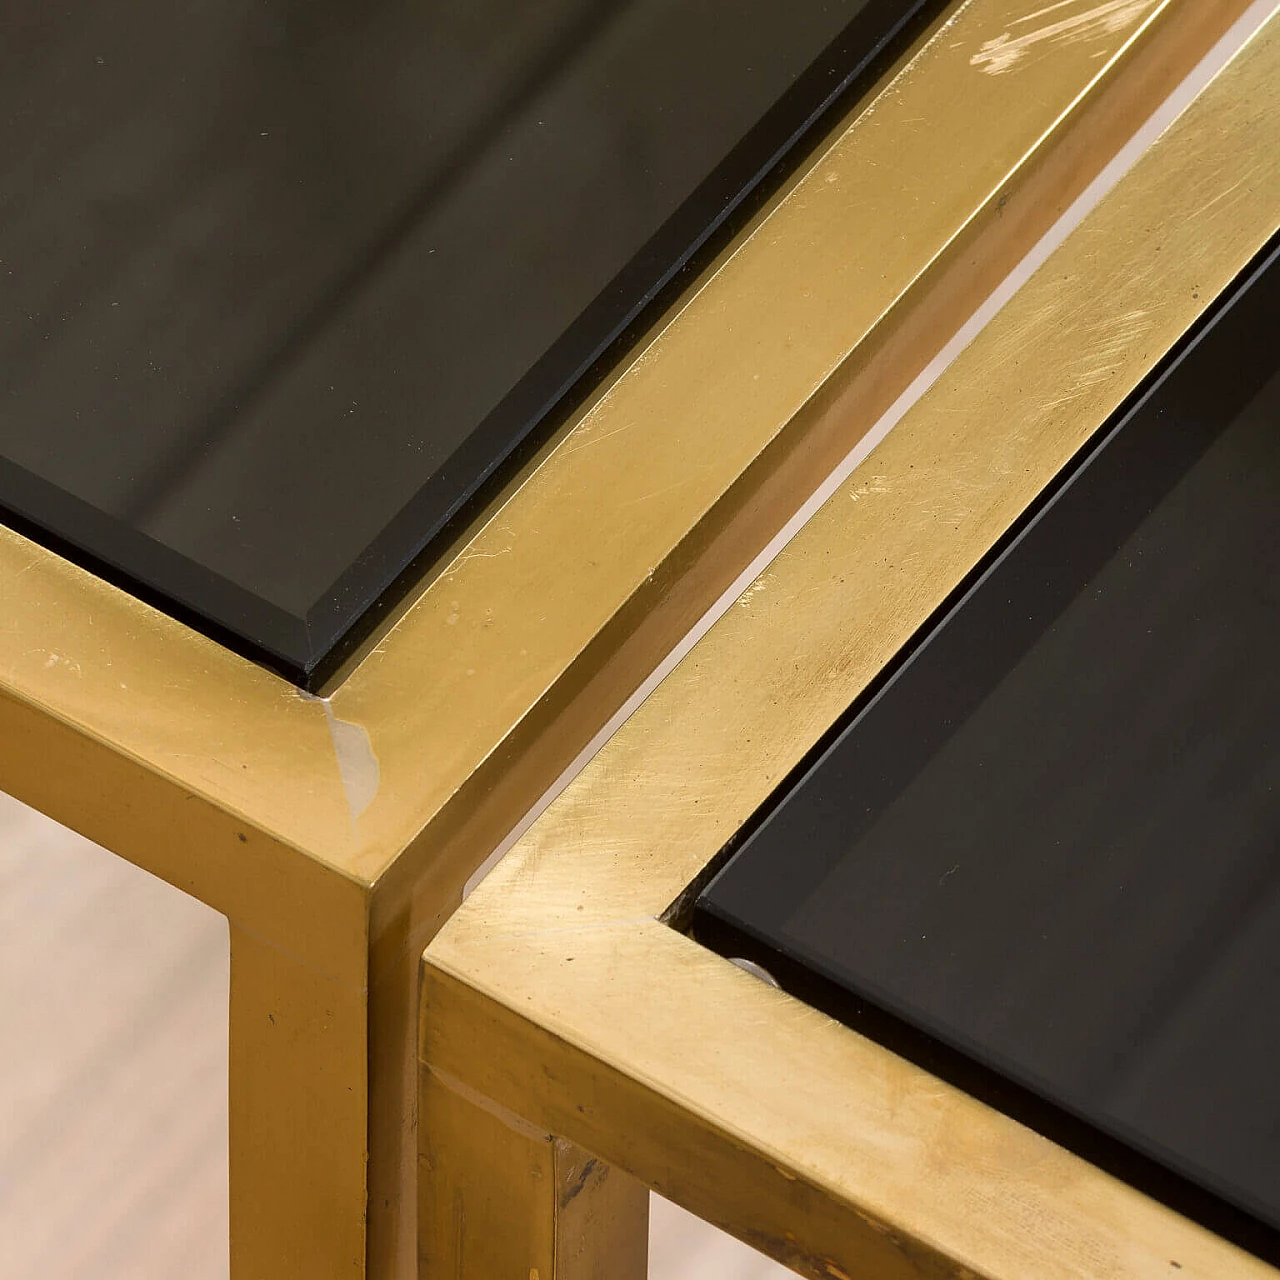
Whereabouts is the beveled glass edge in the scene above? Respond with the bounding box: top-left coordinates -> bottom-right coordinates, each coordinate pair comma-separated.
693,228 -> 1280,1262
298,0 -> 944,688
0,0 -> 1221,902
0,0 -> 941,689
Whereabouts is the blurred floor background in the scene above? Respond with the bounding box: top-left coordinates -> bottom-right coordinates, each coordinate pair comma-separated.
0,788 -> 791,1279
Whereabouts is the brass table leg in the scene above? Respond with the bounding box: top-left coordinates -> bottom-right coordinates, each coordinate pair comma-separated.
229,925 -> 369,1279
419,1065 -> 648,1280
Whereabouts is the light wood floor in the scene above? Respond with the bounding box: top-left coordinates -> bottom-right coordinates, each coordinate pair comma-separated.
0,788 -> 792,1279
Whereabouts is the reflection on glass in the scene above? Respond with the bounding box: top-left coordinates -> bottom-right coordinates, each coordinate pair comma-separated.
0,0 -> 923,680
697,240 -> 1280,1259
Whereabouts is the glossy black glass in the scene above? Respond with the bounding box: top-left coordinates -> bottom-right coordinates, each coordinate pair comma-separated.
0,0 -> 931,686
695,235 -> 1280,1262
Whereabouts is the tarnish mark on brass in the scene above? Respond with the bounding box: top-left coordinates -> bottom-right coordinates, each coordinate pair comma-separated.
557,1151 -> 602,1210
971,0 -> 1157,74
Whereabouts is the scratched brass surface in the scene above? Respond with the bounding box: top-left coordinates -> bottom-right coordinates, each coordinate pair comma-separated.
422,13 -> 1280,1280
0,0 -> 1217,901
0,0 -> 1252,1274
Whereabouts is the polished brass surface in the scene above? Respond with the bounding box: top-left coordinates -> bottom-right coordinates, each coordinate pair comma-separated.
422,13 -> 1280,1279
0,0 -> 1249,1273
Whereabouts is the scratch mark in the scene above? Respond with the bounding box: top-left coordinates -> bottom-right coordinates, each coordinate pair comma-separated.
302,692 -> 380,822
324,705 -> 379,821
445,545 -> 512,578
849,474 -> 891,502
560,420 -> 633,456
1069,307 -> 1152,393
1190,177 -> 1244,221
617,478 -> 687,510
970,0 -> 1156,74
737,572 -> 775,609
42,652 -> 83,675
490,914 -> 656,942
1011,0 -> 1102,26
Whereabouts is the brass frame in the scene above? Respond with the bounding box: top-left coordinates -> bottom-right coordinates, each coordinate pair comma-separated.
0,0 -> 1256,1275
420,13 -> 1280,1280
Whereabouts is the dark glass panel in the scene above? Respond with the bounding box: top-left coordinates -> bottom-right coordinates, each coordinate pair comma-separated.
695,236 -> 1280,1262
0,0 -> 929,683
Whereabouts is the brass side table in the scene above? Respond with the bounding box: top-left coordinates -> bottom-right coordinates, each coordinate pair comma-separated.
420,19 -> 1280,1277
0,0 -> 1249,1275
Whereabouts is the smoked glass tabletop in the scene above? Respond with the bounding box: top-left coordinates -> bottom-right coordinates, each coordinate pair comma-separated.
0,0 -> 930,686
695,236 -> 1280,1263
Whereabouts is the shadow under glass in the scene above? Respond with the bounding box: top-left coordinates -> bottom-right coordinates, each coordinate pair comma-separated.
695,234 -> 1280,1264
0,0 -> 931,685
